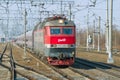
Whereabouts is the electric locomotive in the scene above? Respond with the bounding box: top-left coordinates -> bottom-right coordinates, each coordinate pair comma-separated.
33,15 -> 76,66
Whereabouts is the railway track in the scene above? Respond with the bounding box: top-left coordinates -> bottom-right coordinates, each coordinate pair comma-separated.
27,49 -> 82,80
24,44 -> 92,80
71,58 -> 120,80
7,43 -> 120,80
17,43 -> 120,80
0,43 -> 18,80
13,43 -> 69,80
42,60 -> 91,80
77,48 -> 120,57
0,43 -> 52,80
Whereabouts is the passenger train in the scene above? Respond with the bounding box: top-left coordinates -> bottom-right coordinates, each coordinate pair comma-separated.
16,15 -> 76,66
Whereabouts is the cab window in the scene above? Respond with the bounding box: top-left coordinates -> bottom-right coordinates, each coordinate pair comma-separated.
50,28 -> 60,34
63,28 -> 72,34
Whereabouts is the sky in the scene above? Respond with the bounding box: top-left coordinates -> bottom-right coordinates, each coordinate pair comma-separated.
74,0 -> 120,30
0,0 -> 120,37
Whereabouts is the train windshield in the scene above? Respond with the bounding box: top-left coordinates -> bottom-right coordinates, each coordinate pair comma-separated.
63,28 -> 72,34
50,28 -> 60,34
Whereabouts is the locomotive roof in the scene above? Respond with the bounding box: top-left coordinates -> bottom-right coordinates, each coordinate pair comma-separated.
33,16 -> 75,31
45,19 -> 75,26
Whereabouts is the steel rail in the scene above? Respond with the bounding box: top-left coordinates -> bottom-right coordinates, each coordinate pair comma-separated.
9,44 -> 17,80
75,58 -> 120,78
0,43 -> 8,62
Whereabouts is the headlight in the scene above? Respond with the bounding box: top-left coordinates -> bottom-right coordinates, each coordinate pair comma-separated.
58,19 -> 64,23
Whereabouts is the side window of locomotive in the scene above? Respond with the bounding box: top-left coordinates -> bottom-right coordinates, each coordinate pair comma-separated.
63,28 -> 72,34
50,28 -> 60,34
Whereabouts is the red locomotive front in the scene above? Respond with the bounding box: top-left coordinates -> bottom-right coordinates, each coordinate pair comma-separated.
16,15 -> 76,66
43,16 -> 76,65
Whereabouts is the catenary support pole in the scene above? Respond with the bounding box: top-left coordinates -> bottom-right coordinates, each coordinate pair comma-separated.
24,8 -> 27,58
106,0 -> 109,53
107,0 -> 114,63
69,3 -> 72,21
93,20 -> 95,49
86,12 -> 89,51
97,16 -> 100,52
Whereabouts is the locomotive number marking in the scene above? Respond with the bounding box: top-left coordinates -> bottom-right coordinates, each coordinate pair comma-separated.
58,38 -> 66,42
